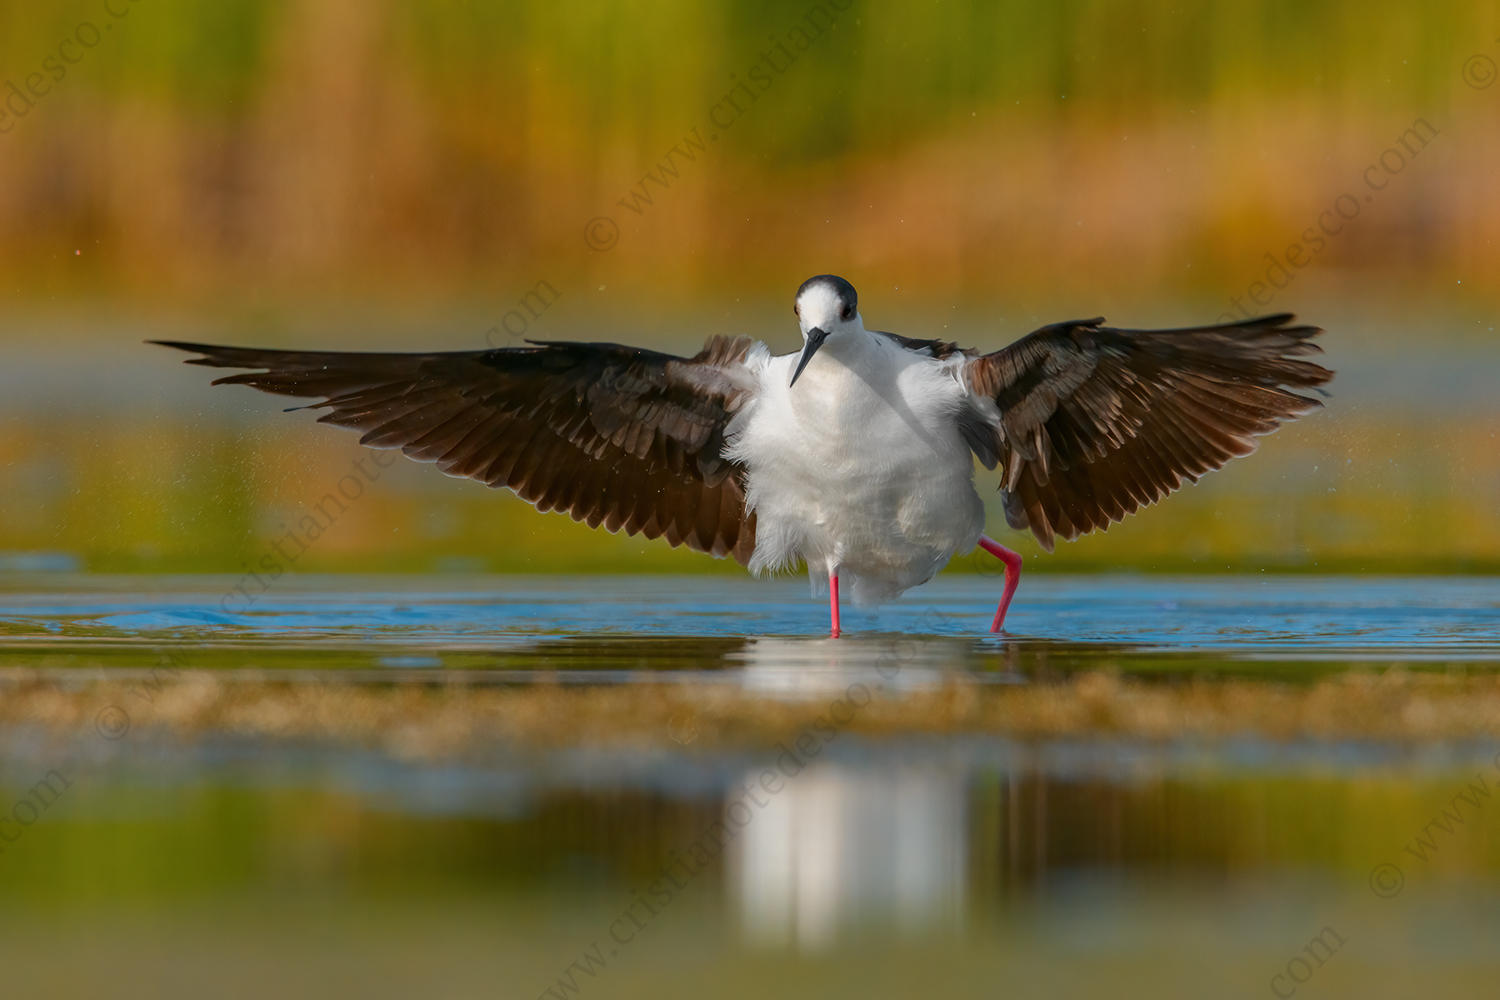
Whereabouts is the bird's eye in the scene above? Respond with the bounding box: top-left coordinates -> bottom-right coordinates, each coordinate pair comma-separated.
794,304 -> 800,318
840,305 -> 854,321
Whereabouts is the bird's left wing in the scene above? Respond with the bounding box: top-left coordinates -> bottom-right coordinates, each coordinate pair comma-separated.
154,336 -> 760,563
959,314 -> 1332,551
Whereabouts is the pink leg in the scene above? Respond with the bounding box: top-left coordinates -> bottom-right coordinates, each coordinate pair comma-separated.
829,572 -> 842,638
978,535 -> 1023,633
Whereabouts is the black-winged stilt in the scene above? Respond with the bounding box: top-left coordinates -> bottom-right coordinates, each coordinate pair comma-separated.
156,275 -> 1331,636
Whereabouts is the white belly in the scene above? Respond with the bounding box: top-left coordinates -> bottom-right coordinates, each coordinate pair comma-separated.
727,339 -> 985,605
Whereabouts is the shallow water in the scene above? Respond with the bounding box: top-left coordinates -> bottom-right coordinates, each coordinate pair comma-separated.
2,574 -> 1499,999
2,574 -> 1498,674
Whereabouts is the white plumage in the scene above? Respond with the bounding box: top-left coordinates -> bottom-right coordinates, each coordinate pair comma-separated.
727,282 -> 985,606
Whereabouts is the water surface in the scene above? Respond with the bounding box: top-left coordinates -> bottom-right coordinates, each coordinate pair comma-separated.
1,574 -> 1498,999
2,574 -> 1497,677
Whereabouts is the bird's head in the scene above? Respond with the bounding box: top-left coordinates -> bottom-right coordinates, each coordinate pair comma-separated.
790,274 -> 861,386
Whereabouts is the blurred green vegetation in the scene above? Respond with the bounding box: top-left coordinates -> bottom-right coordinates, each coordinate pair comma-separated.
0,0 -> 1495,574
6,0 -> 1486,134
1,762 -> 1497,922
0,0 -> 1493,301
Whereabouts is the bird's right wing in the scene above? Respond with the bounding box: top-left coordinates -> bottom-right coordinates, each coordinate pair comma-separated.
154,335 -> 760,563
960,314 -> 1332,551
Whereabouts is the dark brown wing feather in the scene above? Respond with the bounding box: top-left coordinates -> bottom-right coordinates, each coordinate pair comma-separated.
153,336 -> 759,564
870,329 -> 969,360
962,314 -> 1332,552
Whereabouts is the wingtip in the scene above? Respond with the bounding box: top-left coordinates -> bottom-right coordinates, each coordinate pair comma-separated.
149,340 -> 223,363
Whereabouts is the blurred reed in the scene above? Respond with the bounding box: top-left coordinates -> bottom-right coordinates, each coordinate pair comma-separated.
0,0 -> 1492,304
0,0 -> 1495,573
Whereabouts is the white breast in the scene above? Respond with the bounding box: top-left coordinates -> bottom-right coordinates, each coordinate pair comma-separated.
727,334 -> 986,605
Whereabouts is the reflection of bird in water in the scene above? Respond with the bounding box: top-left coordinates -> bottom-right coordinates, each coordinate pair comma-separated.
156,274 -> 1331,636
734,763 -> 968,950
735,636 -> 951,700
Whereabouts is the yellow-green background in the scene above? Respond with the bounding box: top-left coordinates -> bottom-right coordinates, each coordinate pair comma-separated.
1,0 -> 1497,574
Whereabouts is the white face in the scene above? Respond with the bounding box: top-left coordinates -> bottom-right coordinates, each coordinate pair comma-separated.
795,284 -> 861,338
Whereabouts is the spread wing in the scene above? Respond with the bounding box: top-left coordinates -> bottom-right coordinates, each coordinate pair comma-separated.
960,314 -> 1332,551
154,336 -> 760,564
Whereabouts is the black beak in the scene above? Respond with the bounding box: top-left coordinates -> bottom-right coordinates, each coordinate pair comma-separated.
789,327 -> 830,387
